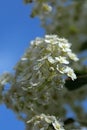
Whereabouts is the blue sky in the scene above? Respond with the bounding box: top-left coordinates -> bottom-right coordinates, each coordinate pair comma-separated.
0,0 -> 45,74
0,0 -> 44,129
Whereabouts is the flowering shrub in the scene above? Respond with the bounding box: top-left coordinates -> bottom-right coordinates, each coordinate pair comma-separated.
0,35 -> 78,130
1,0 -> 87,129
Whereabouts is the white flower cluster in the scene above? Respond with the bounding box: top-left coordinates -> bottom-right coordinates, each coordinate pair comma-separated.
21,35 -> 78,89
30,1 -> 52,18
27,114 -> 64,130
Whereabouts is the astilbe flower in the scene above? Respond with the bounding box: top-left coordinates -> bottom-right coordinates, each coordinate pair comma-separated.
21,35 -> 78,89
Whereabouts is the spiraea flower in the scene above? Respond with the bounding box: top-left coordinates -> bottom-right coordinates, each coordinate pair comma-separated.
27,114 -> 65,130
21,35 -> 78,89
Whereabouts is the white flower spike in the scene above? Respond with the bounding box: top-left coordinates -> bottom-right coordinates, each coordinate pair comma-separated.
21,35 -> 78,89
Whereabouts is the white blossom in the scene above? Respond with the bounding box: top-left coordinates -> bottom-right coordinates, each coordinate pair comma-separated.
55,56 -> 69,64
47,56 -> 56,64
27,114 -> 65,130
21,35 -> 78,88
56,65 -> 76,80
58,41 -> 71,52
64,67 -> 77,80
52,119 -> 64,130
45,35 -> 58,44
68,52 -> 79,61
42,3 -> 52,13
